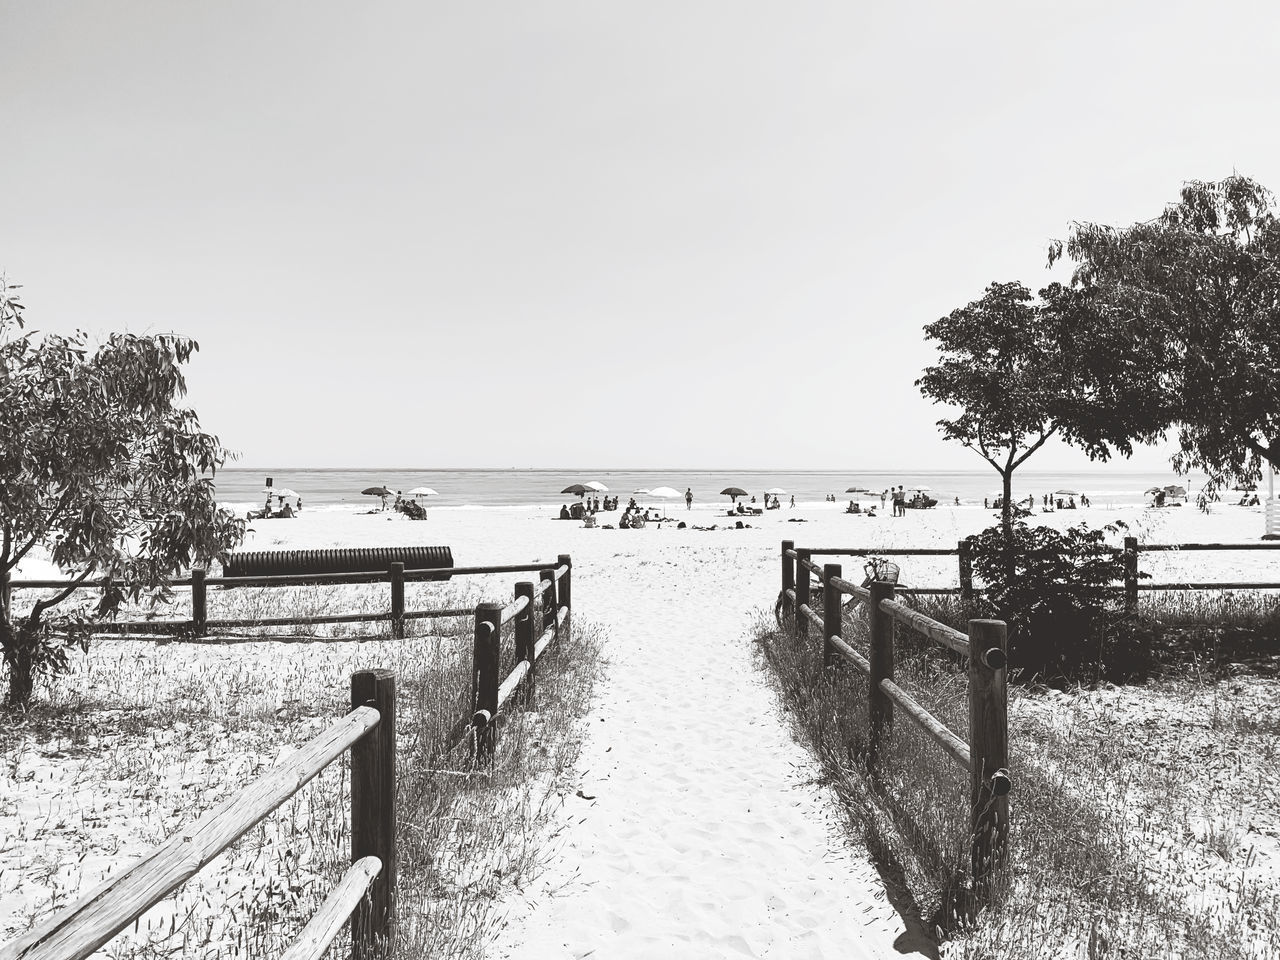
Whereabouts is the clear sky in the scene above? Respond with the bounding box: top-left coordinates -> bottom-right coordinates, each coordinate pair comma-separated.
4,1 -> 1278,470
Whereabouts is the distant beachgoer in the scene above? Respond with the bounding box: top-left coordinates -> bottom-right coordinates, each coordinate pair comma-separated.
297,498 -> 303,511
881,489 -> 887,506
983,497 -> 989,509
560,504 -> 570,520
789,495 -> 795,508
751,495 -> 757,503
278,503 -> 295,518
685,488 -> 693,510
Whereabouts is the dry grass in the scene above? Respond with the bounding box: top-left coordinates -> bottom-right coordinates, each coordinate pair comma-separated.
1,585 -> 605,960
753,595 -> 1280,959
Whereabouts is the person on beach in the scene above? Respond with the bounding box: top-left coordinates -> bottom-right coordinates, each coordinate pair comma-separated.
685,488 -> 693,510
559,504 -> 570,520
789,495 -> 795,508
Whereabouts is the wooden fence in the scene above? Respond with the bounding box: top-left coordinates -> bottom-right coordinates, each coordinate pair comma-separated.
796,539 -> 1280,608
3,557 -> 574,640
0,563 -> 573,960
780,541 -> 1010,910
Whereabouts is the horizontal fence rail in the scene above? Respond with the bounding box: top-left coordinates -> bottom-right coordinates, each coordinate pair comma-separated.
783,539 -> 1280,605
3,557 -> 571,642
1,556 -> 579,960
0,672 -> 395,960
780,541 -> 1011,915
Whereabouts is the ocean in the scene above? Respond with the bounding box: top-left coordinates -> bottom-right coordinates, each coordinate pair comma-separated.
214,467 -> 1215,513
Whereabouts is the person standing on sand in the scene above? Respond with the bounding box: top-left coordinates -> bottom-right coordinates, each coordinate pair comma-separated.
789,495 -> 795,508
685,488 -> 693,510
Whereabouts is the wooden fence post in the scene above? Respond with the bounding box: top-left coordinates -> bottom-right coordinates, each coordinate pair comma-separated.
350,669 -> 397,960
781,540 -> 795,622
190,567 -> 207,638
1123,536 -> 1139,612
473,602 -> 503,764
557,553 -> 572,640
822,563 -> 841,668
967,618 -> 1011,914
867,579 -> 896,765
539,567 -> 558,636
389,562 -> 405,640
514,581 -> 536,708
958,539 -> 974,607
794,549 -> 811,643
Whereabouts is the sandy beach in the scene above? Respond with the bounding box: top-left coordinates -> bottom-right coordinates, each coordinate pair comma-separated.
4,498 -> 1278,958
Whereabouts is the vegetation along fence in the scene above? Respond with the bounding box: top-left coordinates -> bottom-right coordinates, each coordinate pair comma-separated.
791,538 -> 1280,609
2,552 -> 574,640
0,560 -> 573,960
780,541 -> 1011,908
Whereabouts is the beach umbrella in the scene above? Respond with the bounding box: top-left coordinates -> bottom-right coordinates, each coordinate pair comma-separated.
361,485 -> 393,509
765,487 -> 787,496
911,486 -> 931,492
1163,485 -> 1187,498
648,486 -> 680,518
584,481 -> 608,492
1233,484 -> 1257,491
407,487 -> 438,498
1053,489 -> 1078,496
845,486 -> 871,494
1144,487 -> 1163,495
273,488 -> 299,499
561,484 -> 588,497
721,486 -> 749,500
632,487 -> 651,495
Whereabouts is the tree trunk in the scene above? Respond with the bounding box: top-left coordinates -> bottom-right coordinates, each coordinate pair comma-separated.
1001,470 -> 1015,583
3,611 -> 39,709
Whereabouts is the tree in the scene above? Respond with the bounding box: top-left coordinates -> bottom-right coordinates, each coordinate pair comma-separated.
0,278 -> 244,707
1050,174 -> 1280,493
917,281 -> 1165,556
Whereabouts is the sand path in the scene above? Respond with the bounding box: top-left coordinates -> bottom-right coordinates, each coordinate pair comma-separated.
494,539 -> 931,959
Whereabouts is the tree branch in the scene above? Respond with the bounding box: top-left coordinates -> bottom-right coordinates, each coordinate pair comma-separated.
31,565 -> 98,618
1012,425 -> 1059,470
9,488 -> 78,568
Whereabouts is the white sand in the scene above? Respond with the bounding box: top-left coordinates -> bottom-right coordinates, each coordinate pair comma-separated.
5,498 -> 1278,957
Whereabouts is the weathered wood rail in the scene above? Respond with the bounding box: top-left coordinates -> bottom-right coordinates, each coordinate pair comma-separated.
786,538 -> 1280,608
780,540 -> 1011,911
0,559 -> 575,960
4,558 -> 571,641
0,670 -> 396,960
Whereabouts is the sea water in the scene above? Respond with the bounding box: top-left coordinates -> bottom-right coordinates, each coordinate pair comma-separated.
214,467 -> 1213,513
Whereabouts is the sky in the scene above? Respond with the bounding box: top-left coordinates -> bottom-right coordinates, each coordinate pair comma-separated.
4,0 -> 1279,471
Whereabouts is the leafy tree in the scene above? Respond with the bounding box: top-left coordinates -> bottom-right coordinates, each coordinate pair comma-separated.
917,281 -> 1165,559
1050,174 -> 1280,493
0,278 -> 244,707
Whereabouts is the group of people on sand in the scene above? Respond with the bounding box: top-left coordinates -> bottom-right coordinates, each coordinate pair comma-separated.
558,496 -> 618,520
883,485 -> 935,515
248,494 -> 302,520
844,499 -> 877,517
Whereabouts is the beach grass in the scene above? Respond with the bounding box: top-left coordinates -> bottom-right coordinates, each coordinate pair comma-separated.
752,595 -> 1280,959
2,585 -> 605,960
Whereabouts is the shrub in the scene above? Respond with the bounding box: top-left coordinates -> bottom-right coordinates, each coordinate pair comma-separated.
968,520 -> 1140,679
